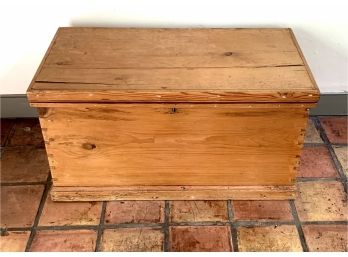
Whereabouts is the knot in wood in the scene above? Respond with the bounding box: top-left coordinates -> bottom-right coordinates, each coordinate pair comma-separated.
224,51 -> 234,56
82,143 -> 96,150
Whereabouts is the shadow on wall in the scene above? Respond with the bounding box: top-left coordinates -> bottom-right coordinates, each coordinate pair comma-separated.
70,16 -> 287,29
292,27 -> 347,94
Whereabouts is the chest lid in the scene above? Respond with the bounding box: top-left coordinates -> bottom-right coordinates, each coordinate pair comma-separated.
27,28 -> 319,104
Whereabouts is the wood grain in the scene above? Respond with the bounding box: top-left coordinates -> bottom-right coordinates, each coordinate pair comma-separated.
50,185 -> 296,201
27,28 -> 318,201
28,89 -> 319,104
35,66 -> 313,90
27,28 -> 319,103
45,28 -> 304,69
38,103 -> 308,187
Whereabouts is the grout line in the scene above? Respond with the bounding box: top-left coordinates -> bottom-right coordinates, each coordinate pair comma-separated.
331,143 -> 348,146
313,117 -> 348,193
103,223 -> 164,229
7,223 -> 169,233
233,220 -> 295,227
1,227 -> 32,232
227,200 -> 234,223
289,200 -> 309,252
302,220 -> 348,225
3,145 -> 47,150
4,220 -> 347,232
303,142 -> 326,147
169,221 -> 229,226
95,201 -> 107,252
36,225 -> 99,231
2,119 -> 16,147
163,200 -> 170,252
296,177 -> 341,182
227,200 -> 239,252
24,180 -> 51,252
311,115 -> 348,117
1,181 -> 48,186
316,115 -> 348,117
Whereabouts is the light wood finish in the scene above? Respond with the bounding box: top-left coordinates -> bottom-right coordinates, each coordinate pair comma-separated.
38,103 -> 307,188
29,88 -> 318,104
27,28 -> 319,103
28,28 -> 319,200
51,185 -> 296,201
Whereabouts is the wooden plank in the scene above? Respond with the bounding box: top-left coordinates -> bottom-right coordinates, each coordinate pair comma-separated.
32,102 -> 316,108
27,28 -> 319,103
35,66 -> 313,90
45,28 -> 303,69
28,89 -> 319,104
51,185 -> 296,201
38,103 -> 308,187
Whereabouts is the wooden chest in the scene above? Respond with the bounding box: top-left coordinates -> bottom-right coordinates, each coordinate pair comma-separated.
27,28 -> 319,201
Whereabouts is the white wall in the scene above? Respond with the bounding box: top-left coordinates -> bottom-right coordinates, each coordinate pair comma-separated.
0,0 -> 347,95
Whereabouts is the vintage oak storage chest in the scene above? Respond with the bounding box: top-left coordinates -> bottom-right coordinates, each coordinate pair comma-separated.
27,28 -> 319,201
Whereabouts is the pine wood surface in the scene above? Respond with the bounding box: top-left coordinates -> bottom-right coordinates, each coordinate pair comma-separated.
51,185 -> 296,201
27,28 -> 319,200
38,103 -> 307,188
27,28 -> 319,103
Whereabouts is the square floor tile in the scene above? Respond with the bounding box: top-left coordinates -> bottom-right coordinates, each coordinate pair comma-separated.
333,145 -> 348,176
1,119 -> 15,146
169,226 -> 232,252
303,225 -> 347,252
170,201 -> 228,222
295,181 -> 347,221
105,201 -> 164,224
320,117 -> 347,144
1,185 -> 44,227
101,228 -> 164,252
39,195 -> 102,226
237,225 -> 302,252
304,119 -> 323,143
30,230 -> 96,252
298,146 -> 337,178
233,201 -> 292,221
0,231 -> 30,252
8,119 -> 44,147
1,147 -> 49,183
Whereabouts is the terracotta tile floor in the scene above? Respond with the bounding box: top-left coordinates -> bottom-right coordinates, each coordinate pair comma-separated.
0,117 -> 347,252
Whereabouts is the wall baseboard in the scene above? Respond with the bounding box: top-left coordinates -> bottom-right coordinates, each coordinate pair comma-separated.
1,94 -> 347,118
309,93 -> 347,116
1,95 -> 38,118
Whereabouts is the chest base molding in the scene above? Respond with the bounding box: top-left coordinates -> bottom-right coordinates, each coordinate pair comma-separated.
50,185 -> 296,201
